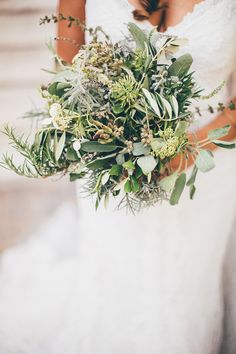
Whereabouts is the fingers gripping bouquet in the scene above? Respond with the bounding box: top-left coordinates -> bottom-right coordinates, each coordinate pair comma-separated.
2,23 -> 235,212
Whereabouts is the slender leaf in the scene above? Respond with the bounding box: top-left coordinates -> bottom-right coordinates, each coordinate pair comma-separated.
212,140 -> 235,149
170,173 -> 186,205
81,141 -> 117,153
168,54 -> 193,78
127,22 -> 148,49
55,131 -> 65,161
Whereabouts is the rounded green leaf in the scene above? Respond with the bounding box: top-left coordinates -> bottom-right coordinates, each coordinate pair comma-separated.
137,155 -> 157,175
195,150 -> 215,173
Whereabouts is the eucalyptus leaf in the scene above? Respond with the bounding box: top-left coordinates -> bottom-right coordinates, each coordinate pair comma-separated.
189,184 -> 196,200
159,173 -> 178,193
127,22 -> 149,49
170,173 -> 186,205
55,131 -> 66,161
133,142 -> 150,156
116,153 -> 125,165
87,155 -> 114,170
156,93 -> 172,119
211,140 -> 235,149
195,150 -> 215,172
137,155 -> 157,175
175,121 -> 189,137
101,171 -> 110,185
142,88 -> 161,117
170,95 -> 179,117
208,125 -> 231,140
168,54 -> 193,78
151,138 -> 164,152
81,141 -> 117,153
186,165 -> 198,186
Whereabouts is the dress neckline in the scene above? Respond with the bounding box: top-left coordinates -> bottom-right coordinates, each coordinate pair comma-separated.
125,0 -> 211,34
163,0 -> 210,34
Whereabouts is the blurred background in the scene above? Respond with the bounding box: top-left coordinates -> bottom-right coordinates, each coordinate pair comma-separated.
0,0 -> 76,251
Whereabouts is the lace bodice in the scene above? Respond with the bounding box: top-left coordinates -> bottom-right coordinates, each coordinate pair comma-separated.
86,0 -> 236,126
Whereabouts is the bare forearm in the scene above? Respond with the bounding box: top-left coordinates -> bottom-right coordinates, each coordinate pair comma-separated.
57,0 -> 86,63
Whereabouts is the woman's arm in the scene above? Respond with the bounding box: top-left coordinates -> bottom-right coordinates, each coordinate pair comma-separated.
195,98 -> 236,151
57,0 -> 86,63
171,97 -> 236,171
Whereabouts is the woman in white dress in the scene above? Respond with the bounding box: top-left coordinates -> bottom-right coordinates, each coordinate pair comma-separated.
0,1 -> 236,353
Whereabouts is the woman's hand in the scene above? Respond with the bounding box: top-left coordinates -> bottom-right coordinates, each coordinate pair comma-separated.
169,100 -> 236,173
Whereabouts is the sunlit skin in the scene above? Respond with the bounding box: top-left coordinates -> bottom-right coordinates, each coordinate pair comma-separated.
57,0 -> 236,171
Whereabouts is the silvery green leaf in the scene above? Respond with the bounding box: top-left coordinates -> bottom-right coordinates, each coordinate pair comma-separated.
142,76 -> 149,90
195,150 -> 215,172
81,141 -> 117,153
175,121 -> 189,137
127,22 -> 148,49
133,142 -> 150,156
189,184 -> 196,200
134,102 -> 147,114
211,140 -> 235,149
137,155 -> 157,175
186,165 -> 198,186
208,125 -> 231,140
73,140 -> 81,151
156,93 -> 172,119
68,162 -> 86,174
55,131 -> 66,161
151,138 -> 164,152
116,153 -> 125,165
142,88 -> 161,117
170,96 -> 179,117
101,171 -> 110,185
171,37 -> 189,46
53,70 -> 77,83
168,54 -> 193,78
149,29 -> 161,47
159,173 -> 178,193
170,173 -> 186,205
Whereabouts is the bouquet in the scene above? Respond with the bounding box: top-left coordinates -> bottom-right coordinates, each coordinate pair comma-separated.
2,22 -> 235,213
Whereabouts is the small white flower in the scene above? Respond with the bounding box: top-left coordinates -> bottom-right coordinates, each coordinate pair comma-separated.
73,140 -> 81,151
49,103 -> 61,118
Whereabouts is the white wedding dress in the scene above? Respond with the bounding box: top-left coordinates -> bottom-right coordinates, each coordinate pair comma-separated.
1,1 -> 236,353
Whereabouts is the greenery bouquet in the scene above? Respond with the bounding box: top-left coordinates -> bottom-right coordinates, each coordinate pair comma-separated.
2,22 -> 235,212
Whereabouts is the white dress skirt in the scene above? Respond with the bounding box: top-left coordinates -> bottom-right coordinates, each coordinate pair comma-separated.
0,1 -> 236,354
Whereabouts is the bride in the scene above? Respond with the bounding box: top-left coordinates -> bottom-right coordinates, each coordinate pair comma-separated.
0,1 -> 236,353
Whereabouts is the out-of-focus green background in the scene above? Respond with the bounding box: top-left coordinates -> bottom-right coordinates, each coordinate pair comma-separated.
0,0 -> 76,251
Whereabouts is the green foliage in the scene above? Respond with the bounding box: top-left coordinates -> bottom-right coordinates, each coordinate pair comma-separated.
1,21 -> 233,213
